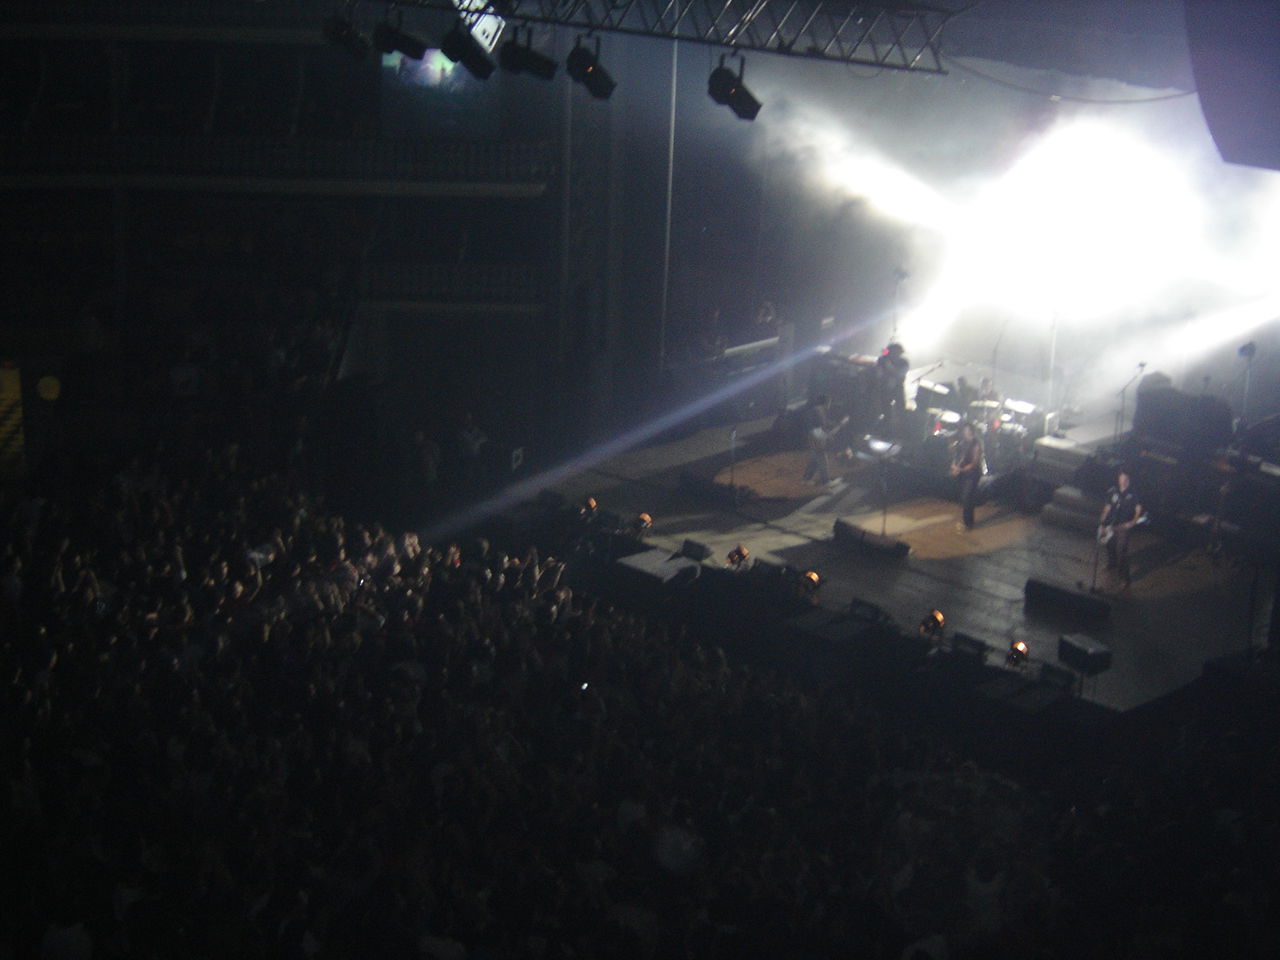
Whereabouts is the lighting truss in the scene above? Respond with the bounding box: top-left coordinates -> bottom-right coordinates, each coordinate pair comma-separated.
410,0 -> 956,73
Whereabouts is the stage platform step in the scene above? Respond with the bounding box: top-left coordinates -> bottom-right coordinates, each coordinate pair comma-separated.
1027,435 -> 1090,488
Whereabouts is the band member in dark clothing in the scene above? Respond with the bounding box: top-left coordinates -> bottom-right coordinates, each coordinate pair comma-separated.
950,421 -> 985,530
1099,469 -> 1143,587
874,343 -> 910,432
803,395 -> 848,486
953,376 -> 978,408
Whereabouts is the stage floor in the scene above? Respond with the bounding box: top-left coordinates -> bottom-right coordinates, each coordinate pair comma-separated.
550,416 -> 1271,714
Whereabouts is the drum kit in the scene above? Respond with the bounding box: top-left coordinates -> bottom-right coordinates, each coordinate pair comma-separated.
920,395 -> 1041,471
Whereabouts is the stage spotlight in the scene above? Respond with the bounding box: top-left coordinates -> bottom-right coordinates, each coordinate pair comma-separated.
918,609 -> 945,638
440,20 -> 495,80
708,56 -> 761,121
373,21 -> 427,60
499,30 -> 557,80
323,14 -> 369,59
1007,639 -> 1029,668
567,40 -> 615,100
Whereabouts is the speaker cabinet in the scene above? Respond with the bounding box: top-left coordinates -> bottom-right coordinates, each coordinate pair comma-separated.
680,539 -> 713,562
1024,578 -> 1111,624
1058,633 -> 1112,675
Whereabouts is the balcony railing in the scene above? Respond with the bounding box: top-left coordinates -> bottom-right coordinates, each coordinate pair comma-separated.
0,1 -> 330,29
363,261 -> 549,305
0,135 -> 558,185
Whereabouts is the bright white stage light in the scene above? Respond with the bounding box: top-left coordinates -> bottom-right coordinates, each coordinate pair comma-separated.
1164,295 -> 1280,359
767,108 -> 955,231
818,147 -> 954,231
1200,177 -> 1280,298
950,120 -> 1208,322
769,103 -> 1280,370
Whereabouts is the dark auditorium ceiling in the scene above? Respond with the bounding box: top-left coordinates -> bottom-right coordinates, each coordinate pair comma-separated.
939,0 -> 1194,89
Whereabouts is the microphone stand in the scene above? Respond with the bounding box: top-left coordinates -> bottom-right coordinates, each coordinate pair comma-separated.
1242,353 -> 1254,429
910,360 -> 946,384
729,426 -> 739,506
1113,362 -> 1146,446
1089,530 -> 1104,593
990,317 -> 1011,384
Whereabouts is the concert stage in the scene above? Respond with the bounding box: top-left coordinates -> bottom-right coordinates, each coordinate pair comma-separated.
549,412 -> 1272,715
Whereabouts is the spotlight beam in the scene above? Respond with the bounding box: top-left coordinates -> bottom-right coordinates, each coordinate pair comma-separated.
1070,294 -> 1280,408
418,317 -> 883,545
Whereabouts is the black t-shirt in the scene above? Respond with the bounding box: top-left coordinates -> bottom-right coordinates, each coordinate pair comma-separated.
1105,486 -> 1140,525
956,436 -> 984,474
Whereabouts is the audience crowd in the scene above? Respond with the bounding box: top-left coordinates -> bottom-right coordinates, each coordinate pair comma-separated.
3,379 -> 1279,959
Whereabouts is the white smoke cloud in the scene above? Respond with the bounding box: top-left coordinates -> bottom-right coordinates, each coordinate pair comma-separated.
742,60 -> 1280,416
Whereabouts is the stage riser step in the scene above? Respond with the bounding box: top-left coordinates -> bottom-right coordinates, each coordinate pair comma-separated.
1040,502 -> 1101,536
1050,485 -> 1100,515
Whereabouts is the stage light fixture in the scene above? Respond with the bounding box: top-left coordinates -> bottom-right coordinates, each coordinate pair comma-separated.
499,28 -> 557,80
323,13 -> 369,59
373,21 -> 428,60
441,19 -> 495,80
708,55 -> 761,121
1007,639 -> 1029,668
567,39 -> 615,100
918,609 -> 945,638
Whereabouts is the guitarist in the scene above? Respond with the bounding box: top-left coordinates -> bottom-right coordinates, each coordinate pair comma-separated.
803,395 -> 848,486
949,421 -> 986,530
1098,469 -> 1143,588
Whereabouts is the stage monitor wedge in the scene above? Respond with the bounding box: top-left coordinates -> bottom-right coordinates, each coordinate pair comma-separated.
1024,578 -> 1111,625
833,518 -> 910,559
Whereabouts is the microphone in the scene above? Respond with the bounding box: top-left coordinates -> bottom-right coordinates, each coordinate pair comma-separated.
1138,361 -> 1147,368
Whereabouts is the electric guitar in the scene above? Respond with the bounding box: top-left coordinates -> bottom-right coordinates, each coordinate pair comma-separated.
809,416 -> 850,451
1097,514 -> 1148,544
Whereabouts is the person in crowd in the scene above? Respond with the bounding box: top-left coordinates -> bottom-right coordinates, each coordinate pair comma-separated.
3,314 -> 1275,960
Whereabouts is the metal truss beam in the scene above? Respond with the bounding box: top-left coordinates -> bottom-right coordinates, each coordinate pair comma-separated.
412,1 -> 956,73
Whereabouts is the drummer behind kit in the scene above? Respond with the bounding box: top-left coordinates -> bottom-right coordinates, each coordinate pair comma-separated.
918,397 -> 1039,472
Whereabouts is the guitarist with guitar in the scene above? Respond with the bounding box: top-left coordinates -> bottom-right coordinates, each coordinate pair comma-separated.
949,420 -> 986,530
803,395 -> 849,486
1098,469 -> 1144,588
